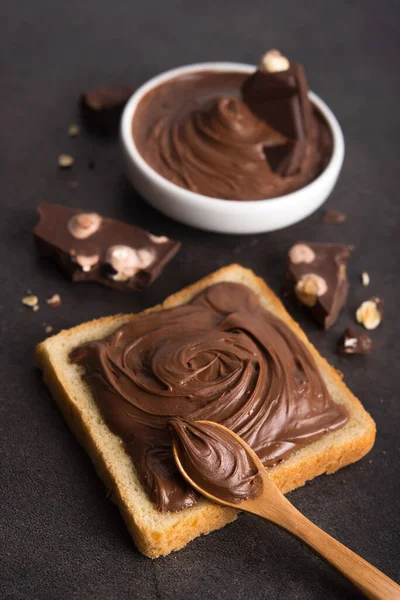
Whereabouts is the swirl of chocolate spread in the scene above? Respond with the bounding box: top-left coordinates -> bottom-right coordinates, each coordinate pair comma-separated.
132,66 -> 332,200
169,418 -> 262,504
70,282 -> 348,512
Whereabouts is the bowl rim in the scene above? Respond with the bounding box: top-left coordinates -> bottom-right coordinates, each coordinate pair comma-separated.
121,61 -> 344,211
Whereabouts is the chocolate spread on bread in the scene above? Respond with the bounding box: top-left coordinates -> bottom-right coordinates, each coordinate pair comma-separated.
132,52 -> 332,200
70,282 -> 348,512
169,418 -> 262,504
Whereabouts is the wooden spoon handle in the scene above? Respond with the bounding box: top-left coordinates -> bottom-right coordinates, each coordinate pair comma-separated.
291,515 -> 400,599
251,499 -> 400,599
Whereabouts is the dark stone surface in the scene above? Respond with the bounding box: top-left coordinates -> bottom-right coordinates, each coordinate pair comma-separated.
0,1 -> 399,598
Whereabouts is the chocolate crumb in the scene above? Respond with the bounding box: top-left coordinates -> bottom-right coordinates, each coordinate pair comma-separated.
361,271 -> 370,286
80,85 -> 135,132
67,180 -> 79,189
58,154 -> 74,168
45,325 -> 53,334
46,293 -> 62,308
22,295 -> 39,309
68,124 -> 80,137
338,327 -> 373,355
322,208 -> 346,224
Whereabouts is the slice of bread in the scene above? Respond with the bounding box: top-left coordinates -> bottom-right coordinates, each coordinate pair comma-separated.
35,265 -> 376,558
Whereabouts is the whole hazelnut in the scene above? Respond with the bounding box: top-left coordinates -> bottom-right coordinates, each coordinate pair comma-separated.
356,297 -> 383,330
259,49 -> 290,73
68,213 -> 102,239
288,244 -> 316,265
295,274 -> 328,307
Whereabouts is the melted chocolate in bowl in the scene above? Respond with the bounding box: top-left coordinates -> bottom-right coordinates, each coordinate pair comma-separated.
70,282 -> 347,512
132,71 -> 333,201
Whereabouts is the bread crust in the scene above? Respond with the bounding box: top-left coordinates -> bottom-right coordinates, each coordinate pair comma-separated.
36,265 -> 376,558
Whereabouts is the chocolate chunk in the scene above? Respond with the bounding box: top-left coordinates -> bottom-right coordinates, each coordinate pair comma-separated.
264,139 -> 307,177
284,242 -> 352,329
322,208 -> 347,224
80,85 -> 135,132
338,327 -> 373,355
242,59 -> 313,176
34,203 -> 181,291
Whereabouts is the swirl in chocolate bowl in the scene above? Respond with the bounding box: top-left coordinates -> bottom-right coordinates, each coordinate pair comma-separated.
70,282 -> 348,512
132,51 -> 333,200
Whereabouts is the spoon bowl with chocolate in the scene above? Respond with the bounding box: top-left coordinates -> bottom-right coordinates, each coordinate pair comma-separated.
172,420 -> 400,600
121,51 -> 344,234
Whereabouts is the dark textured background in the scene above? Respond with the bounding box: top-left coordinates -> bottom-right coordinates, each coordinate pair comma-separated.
1,1 -> 399,598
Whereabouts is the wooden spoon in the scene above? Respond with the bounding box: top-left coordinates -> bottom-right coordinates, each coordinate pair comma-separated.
172,420 -> 400,600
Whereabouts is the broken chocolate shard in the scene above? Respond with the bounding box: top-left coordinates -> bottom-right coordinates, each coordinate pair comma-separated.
242,61 -> 312,137
34,203 -> 181,291
80,85 -> 135,132
284,242 -> 352,329
264,139 -> 307,176
338,327 -> 373,355
242,60 -> 312,177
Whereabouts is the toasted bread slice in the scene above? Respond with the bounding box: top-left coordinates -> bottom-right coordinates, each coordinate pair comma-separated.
36,265 -> 376,558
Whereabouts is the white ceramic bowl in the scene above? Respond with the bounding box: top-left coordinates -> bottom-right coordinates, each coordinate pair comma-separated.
121,62 -> 344,234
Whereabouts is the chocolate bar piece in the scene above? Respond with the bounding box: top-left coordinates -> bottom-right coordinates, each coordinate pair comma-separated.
242,54 -> 313,176
338,327 -> 373,355
263,139 -> 307,177
34,203 -> 181,291
80,85 -> 135,132
283,242 -> 352,329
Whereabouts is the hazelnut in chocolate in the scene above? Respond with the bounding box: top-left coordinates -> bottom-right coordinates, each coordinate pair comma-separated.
34,203 -> 180,291
284,242 -> 352,329
132,50 -> 332,201
338,327 -> 373,355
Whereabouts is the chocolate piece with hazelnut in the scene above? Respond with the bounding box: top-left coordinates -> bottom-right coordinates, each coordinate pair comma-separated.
284,242 -> 352,329
34,203 -> 180,291
338,327 -> 373,355
242,49 -> 313,177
